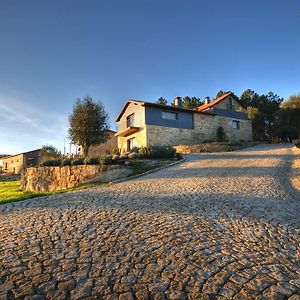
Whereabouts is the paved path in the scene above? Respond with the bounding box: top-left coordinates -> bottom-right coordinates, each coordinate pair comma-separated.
1,144 -> 300,300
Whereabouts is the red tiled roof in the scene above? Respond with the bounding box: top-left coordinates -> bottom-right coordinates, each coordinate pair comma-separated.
197,92 -> 247,112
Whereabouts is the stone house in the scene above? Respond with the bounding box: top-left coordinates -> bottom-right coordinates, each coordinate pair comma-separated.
115,92 -> 252,152
2,149 -> 41,175
80,130 -> 118,157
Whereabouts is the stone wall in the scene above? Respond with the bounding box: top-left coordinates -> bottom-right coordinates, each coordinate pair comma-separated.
212,96 -> 247,113
21,165 -> 131,192
2,153 -> 24,174
87,132 -> 118,157
194,113 -> 253,143
146,113 -> 252,146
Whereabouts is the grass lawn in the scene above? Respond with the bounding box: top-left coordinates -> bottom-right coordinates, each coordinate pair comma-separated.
128,159 -> 174,177
0,159 -> 179,204
0,178 -> 109,205
0,179 -> 51,204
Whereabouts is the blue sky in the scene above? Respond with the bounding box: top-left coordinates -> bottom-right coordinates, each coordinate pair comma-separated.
0,0 -> 299,154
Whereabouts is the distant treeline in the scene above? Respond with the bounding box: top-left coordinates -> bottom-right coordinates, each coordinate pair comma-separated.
156,90 -> 300,142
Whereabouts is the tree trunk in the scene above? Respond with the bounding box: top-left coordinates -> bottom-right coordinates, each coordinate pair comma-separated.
83,145 -> 89,157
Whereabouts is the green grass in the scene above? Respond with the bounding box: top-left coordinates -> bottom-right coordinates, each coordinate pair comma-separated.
0,160 -> 176,204
0,178 -> 108,205
0,179 -> 51,204
128,160 -> 172,177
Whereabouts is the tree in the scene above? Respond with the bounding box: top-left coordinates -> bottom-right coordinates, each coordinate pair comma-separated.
274,94 -> 300,140
216,126 -> 226,142
274,108 -> 300,140
156,97 -> 167,105
281,94 -> 300,109
240,89 -> 282,141
41,145 -> 61,156
69,96 -> 109,157
40,145 -> 62,163
247,107 -> 266,140
182,96 -> 203,109
216,90 -> 225,98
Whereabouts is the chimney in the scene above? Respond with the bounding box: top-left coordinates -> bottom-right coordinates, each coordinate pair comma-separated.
205,96 -> 210,105
174,96 -> 182,107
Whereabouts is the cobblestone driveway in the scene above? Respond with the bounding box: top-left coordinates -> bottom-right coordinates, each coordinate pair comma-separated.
1,144 -> 300,300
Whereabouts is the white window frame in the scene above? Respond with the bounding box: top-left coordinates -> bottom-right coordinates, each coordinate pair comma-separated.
162,111 -> 178,121
232,120 -> 240,129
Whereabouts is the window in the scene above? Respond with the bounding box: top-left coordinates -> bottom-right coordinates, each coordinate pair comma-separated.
126,114 -> 134,127
232,120 -> 240,129
127,138 -> 135,151
162,111 -> 178,120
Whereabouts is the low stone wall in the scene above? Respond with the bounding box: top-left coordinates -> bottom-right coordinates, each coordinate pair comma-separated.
21,165 -> 131,192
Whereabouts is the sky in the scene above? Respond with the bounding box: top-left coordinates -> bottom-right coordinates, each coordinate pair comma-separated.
0,0 -> 299,154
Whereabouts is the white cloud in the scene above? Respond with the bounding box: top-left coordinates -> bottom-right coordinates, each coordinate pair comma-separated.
0,95 -> 69,153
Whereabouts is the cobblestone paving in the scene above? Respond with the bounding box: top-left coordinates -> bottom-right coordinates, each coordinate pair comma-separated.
1,144 -> 300,300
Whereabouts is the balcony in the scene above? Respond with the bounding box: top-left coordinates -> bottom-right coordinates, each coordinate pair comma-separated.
115,119 -> 142,137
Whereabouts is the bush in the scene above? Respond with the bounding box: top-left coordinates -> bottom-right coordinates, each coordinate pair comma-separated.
85,157 -> 100,165
293,139 -> 300,148
72,158 -> 84,166
41,159 -> 62,166
61,159 -> 72,166
99,156 -> 113,165
130,146 -> 140,153
139,144 -> 176,159
112,154 -> 120,161
112,148 -> 121,155
217,126 -> 226,142
174,153 -> 183,160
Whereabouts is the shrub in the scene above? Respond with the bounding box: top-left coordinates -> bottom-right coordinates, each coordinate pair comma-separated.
112,154 -> 120,161
61,159 -> 72,166
41,159 -> 62,167
217,126 -> 226,142
130,146 -> 140,153
139,146 -> 151,158
174,153 -> 183,160
293,139 -> 300,148
112,148 -> 121,155
85,157 -> 100,165
72,158 -> 84,166
99,156 -> 113,165
139,144 -> 176,159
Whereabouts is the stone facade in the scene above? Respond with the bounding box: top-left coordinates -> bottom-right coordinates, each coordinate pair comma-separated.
86,130 -> 118,157
20,165 -> 131,192
212,96 -> 246,112
2,149 -> 41,174
146,115 -> 252,146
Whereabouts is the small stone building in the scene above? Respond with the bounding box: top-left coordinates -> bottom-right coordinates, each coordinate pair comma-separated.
79,130 -> 118,157
115,92 -> 252,152
2,149 -> 41,175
